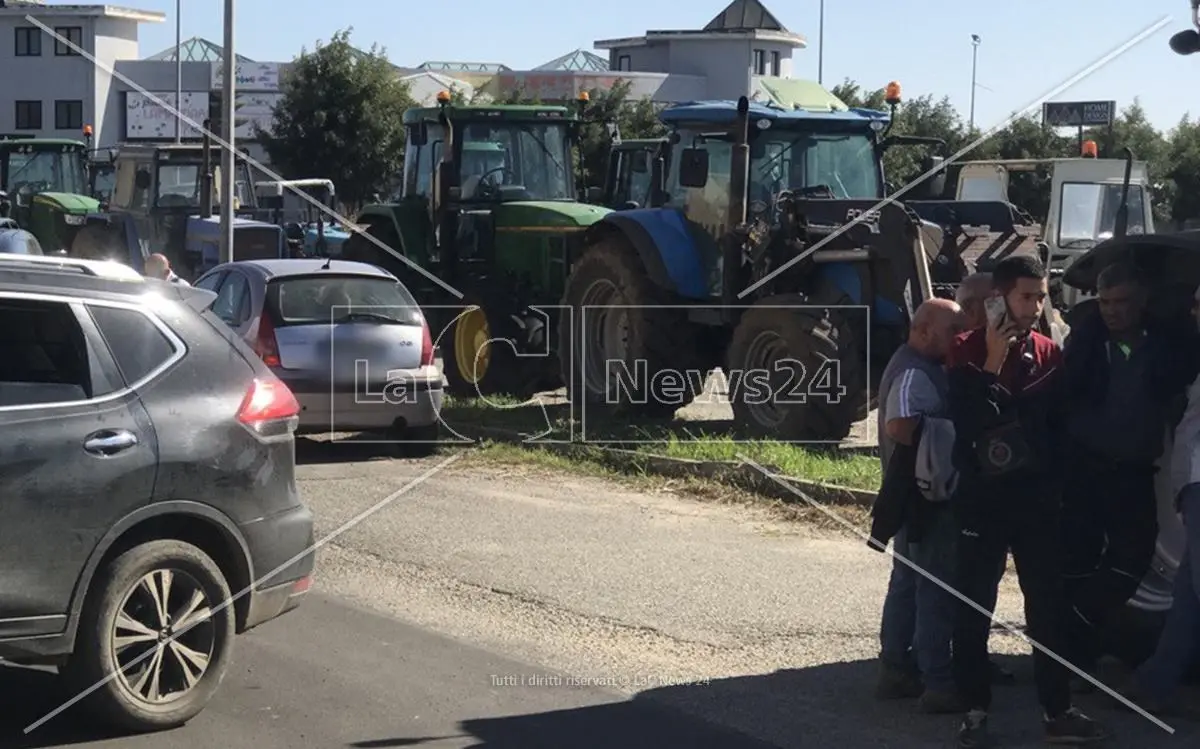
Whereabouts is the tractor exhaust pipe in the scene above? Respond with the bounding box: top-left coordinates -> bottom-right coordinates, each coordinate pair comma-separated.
199,119 -> 213,219
723,96 -> 751,315
1113,146 -> 1134,239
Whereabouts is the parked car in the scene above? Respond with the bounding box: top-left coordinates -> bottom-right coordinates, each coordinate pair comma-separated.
0,226 -> 43,255
193,258 -> 443,453
0,253 -> 315,731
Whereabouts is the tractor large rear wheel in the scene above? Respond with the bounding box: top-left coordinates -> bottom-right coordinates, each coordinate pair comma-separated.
70,225 -> 125,263
342,221 -> 406,278
559,236 -> 702,418
727,295 -> 867,442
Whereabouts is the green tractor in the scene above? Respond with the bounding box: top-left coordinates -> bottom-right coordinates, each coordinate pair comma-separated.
0,133 -> 102,254
343,97 -> 612,397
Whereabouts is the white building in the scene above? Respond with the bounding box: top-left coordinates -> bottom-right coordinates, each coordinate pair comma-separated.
0,0 -> 163,143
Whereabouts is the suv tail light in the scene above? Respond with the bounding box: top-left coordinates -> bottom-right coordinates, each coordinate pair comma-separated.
420,315 -> 434,366
255,311 -> 281,367
237,377 -> 300,436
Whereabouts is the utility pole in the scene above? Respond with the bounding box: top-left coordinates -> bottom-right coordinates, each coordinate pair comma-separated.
817,0 -> 825,85
969,34 -> 981,130
219,0 -> 235,263
174,0 -> 182,142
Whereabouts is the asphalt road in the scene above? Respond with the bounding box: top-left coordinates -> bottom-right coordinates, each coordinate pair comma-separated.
4,440 -> 1198,748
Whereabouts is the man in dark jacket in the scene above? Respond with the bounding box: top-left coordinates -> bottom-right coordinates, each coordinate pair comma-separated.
1060,262 -> 1200,687
947,255 -> 1106,747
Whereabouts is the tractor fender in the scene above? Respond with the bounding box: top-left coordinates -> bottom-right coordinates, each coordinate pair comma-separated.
580,209 -> 708,300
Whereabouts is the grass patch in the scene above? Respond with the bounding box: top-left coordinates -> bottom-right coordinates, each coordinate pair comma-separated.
439,396 -> 882,492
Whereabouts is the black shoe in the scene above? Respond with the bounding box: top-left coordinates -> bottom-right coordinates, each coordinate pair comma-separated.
956,710 -> 991,749
989,659 -> 1015,685
875,662 -> 923,700
1044,707 -> 1108,745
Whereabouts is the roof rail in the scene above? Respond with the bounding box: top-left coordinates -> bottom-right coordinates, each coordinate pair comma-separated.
0,254 -> 144,281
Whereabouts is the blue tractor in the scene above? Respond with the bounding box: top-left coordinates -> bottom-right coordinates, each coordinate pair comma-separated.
254,178 -> 352,258
70,128 -> 286,279
558,85 -> 1044,441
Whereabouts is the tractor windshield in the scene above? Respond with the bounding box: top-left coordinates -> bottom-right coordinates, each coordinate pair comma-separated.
750,130 -> 881,200
1058,181 -> 1148,249
3,146 -> 87,196
458,121 -> 573,201
154,160 -> 256,210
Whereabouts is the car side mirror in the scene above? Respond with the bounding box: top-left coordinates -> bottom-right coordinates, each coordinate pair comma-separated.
678,148 -> 709,189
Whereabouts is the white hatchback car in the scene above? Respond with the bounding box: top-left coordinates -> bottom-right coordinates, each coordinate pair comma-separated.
194,259 -> 443,451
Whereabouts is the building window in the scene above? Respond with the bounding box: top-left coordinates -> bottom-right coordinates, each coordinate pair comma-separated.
54,26 -> 83,56
15,27 -> 41,56
55,100 -> 83,130
770,51 -> 781,76
617,55 -> 631,71
15,101 -> 42,130
752,49 -> 766,75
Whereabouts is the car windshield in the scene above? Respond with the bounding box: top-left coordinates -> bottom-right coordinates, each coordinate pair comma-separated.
1058,182 -> 1147,248
3,146 -> 87,195
270,274 -> 421,325
458,121 -> 572,200
750,130 -> 881,199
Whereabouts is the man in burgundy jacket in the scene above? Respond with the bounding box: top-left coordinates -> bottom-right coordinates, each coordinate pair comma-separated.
945,255 -> 1107,748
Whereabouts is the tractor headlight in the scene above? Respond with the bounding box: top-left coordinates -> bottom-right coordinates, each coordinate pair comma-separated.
63,214 -> 86,226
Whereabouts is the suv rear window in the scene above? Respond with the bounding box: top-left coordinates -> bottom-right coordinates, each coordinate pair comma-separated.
266,274 -> 421,326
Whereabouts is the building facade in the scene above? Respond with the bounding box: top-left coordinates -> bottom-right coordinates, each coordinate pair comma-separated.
0,0 -> 827,169
0,0 -> 163,143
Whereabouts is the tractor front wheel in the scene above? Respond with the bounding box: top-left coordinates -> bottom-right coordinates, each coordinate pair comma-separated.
727,296 -> 867,442
559,236 -> 702,418
441,296 -> 529,398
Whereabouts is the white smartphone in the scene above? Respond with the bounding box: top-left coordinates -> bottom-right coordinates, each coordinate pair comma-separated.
984,296 -> 1008,328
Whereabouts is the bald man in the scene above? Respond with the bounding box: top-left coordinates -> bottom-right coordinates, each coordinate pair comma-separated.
876,298 -> 969,713
143,253 -> 189,285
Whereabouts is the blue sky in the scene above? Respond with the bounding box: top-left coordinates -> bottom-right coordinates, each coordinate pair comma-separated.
110,0 -> 1194,134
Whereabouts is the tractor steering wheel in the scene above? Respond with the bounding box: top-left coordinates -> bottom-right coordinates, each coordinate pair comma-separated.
474,166 -> 518,198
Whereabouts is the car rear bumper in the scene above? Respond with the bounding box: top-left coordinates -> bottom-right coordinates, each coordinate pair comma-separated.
239,502 -> 316,632
279,369 -> 445,433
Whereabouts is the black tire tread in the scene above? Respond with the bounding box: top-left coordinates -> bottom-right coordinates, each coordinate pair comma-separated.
63,539 -> 235,733
559,235 -> 702,418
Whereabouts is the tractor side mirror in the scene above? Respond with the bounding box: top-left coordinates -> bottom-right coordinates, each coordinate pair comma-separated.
586,186 -> 604,203
920,155 -> 947,197
134,170 -> 151,190
678,148 -> 709,189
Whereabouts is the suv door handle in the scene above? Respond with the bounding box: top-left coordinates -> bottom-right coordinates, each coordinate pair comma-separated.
83,429 -> 139,456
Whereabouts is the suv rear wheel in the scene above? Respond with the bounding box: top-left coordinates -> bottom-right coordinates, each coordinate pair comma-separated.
63,539 -> 235,732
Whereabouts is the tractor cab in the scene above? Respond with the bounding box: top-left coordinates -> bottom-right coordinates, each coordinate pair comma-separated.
87,147 -> 116,204
255,178 -> 350,258
603,138 -> 669,210
344,94 -> 613,396
70,137 -> 285,279
0,133 -> 100,254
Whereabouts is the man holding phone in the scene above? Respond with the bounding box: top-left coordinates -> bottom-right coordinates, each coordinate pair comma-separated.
946,255 -> 1107,747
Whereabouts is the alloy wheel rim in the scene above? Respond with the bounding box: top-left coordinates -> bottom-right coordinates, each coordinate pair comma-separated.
111,568 -> 216,704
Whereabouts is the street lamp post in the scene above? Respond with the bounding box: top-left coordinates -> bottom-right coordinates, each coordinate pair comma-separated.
219,0 -> 235,263
817,0 -> 825,85
174,0 -> 181,143
969,34 -> 980,130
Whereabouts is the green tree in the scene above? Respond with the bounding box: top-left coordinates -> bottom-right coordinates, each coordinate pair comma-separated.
575,79 -> 667,188
1163,115 -> 1200,224
257,28 -> 414,210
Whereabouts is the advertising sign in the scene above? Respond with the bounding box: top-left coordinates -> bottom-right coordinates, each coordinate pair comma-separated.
1042,100 -> 1116,127
125,91 -> 208,139
211,61 -> 282,91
